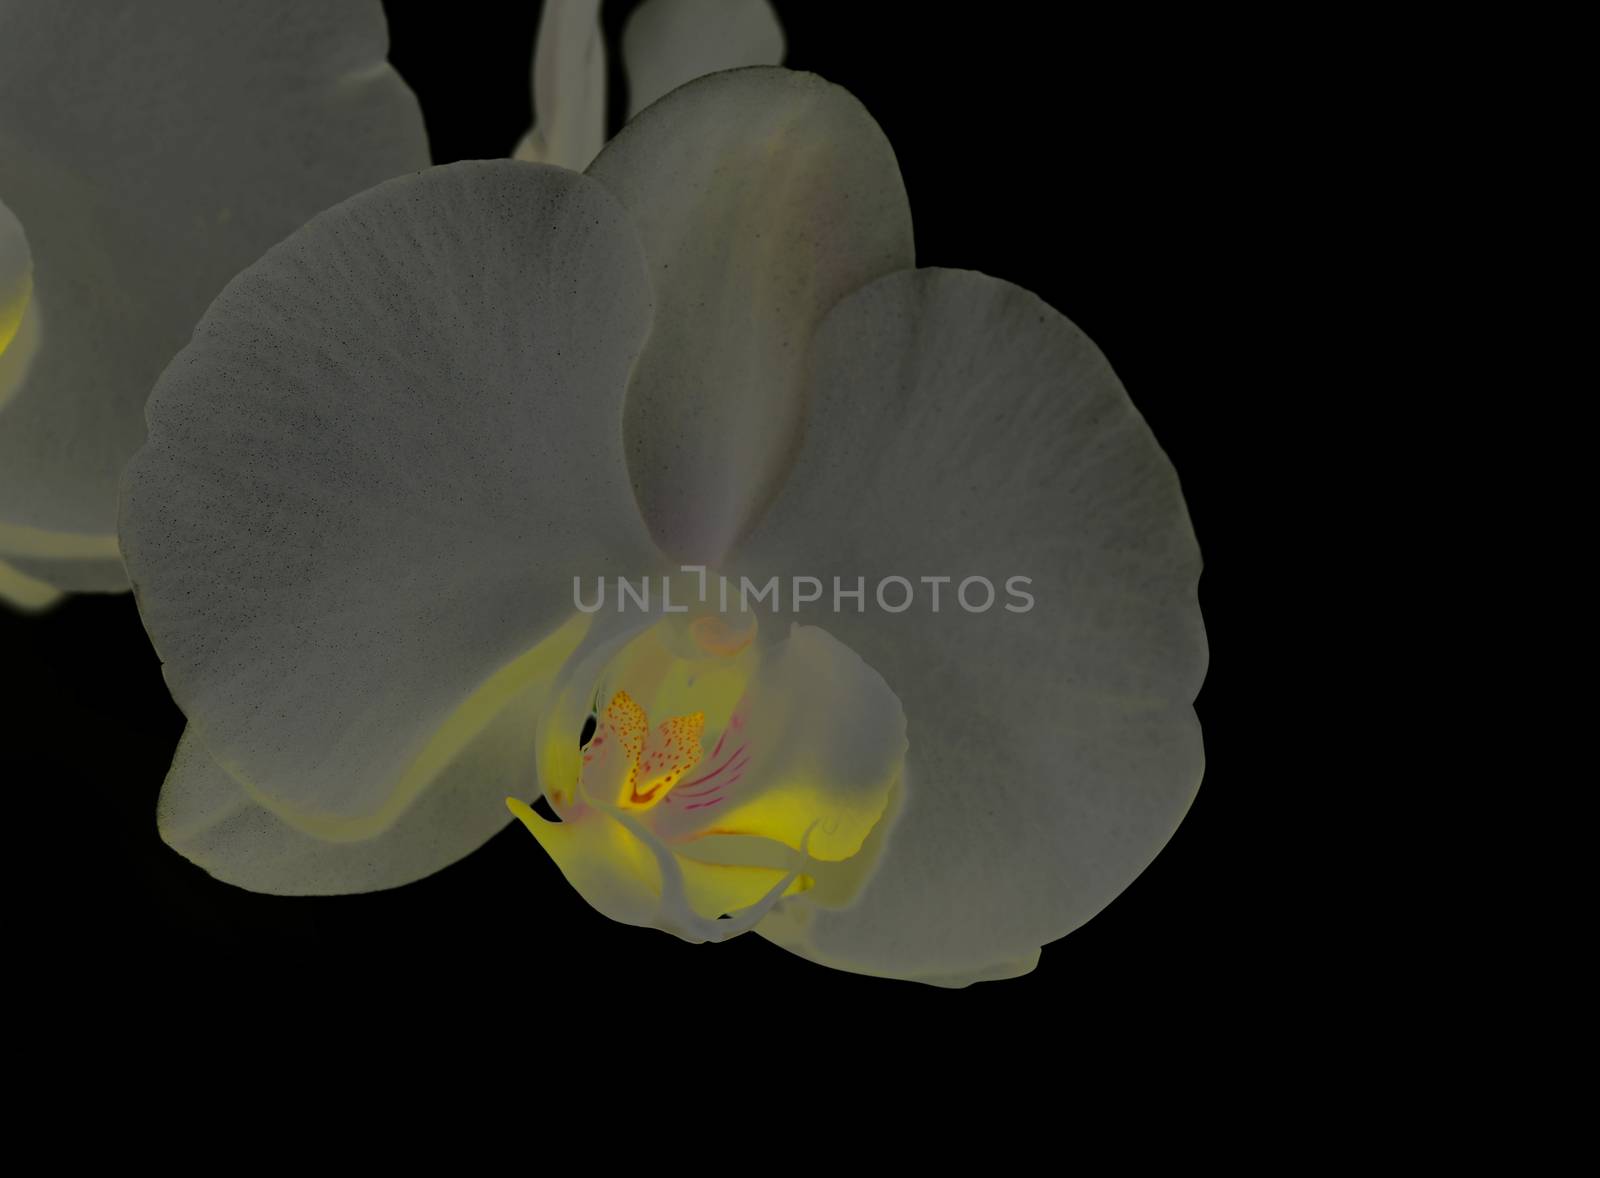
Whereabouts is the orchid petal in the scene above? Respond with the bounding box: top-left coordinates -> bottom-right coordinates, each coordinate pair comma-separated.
621,0 -> 785,119
159,611 -> 588,893
0,0 -> 427,583
2,553 -> 126,595
586,67 -> 914,564
513,0 -> 606,169
0,558 -> 60,613
733,269 -> 1208,985
120,162 -> 662,857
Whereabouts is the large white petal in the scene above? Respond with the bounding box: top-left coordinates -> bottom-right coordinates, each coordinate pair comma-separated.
0,0 -> 428,569
734,269 -> 1208,985
513,0 -> 607,169
158,610 -> 576,895
121,161 -> 663,840
586,67 -> 913,565
621,0 -> 785,119
160,731 -> 504,897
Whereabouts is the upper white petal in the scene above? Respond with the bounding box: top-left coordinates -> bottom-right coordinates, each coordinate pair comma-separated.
734,269 -> 1208,984
0,0 -> 428,559
121,161 -> 662,834
622,0 -> 785,118
587,67 -> 914,565
516,0 -> 607,169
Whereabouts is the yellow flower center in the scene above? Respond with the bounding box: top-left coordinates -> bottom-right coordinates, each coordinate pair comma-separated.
586,688 -> 706,809
508,605 -> 906,944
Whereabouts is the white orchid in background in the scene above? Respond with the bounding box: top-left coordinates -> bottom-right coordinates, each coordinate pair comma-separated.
515,0 -> 783,169
122,66 -> 1207,986
0,0 -> 429,611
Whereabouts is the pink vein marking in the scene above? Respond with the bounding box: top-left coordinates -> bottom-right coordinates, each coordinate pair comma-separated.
684,797 -> 726,812
677,744 -> 746,791
675,752 -> 749,798
674,784 -> 722,800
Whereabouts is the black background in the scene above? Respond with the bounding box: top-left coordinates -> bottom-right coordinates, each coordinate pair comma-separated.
9,2 -> 1262,1033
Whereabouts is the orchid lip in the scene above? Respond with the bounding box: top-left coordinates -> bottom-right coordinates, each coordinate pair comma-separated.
509,603 -> 907,939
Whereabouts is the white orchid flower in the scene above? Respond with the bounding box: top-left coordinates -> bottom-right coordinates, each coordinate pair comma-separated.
514,0 -> 783,169
0,0 -> 428,609
121,67 -> 1207,986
